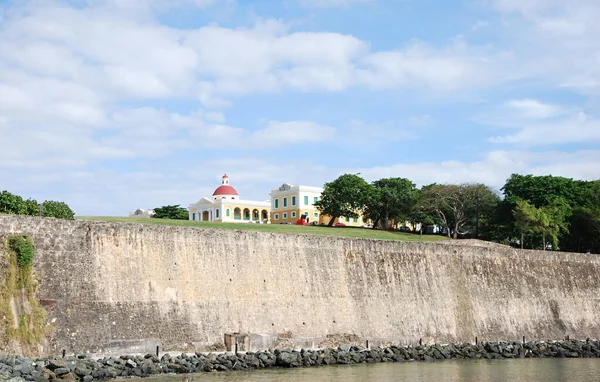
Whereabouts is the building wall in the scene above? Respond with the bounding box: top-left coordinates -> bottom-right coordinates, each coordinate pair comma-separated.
271,188 -> 306,224
2,214 -> 600,356
270,186 -> 365,226
189,202 -> 270,223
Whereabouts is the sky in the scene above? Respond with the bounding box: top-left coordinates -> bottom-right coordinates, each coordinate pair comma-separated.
1,0 -> 599,216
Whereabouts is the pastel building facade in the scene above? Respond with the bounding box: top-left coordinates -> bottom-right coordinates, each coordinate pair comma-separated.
269,183 -> 367,227
188,174 -> 271,224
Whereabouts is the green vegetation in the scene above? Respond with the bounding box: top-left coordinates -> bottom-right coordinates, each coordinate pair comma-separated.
6,171 -> 597,252
40,200 -> 75,219
315,174 -> 374,227
364,177 -> 418,230
316,172 -> 599,252
152,204 -> 189,220
8,236 -> 34,267
0,190 -> 75,219
419,183 -> 499,240
76,216 -> 449,242
0,237 -> 48,346
496,174 -> 600,252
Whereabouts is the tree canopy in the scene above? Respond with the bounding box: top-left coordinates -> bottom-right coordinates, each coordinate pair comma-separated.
310,172 -> 597,253
0,190 -> 75,219
496,174 -> 597,251
41,200 -> 76,220
420,183 -> 496,239
152,205 -> 189,220
364,177 -> 417,229
315,174 -> 374,226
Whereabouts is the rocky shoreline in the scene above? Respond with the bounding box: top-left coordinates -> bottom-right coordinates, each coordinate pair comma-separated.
1,339 -> 599,381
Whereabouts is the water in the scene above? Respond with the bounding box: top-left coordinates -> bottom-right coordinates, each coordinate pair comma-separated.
144,358 -> 600,381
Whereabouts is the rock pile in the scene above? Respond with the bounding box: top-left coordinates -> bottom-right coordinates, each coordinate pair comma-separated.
1,339 -> 599,381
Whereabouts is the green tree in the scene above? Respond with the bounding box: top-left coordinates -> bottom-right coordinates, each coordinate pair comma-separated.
152,205 -> 189,220
463,184 -> 500,239
420,184 -> 454,238
561,180 -> 600,253
42,200 -> 75,220
0,190 -> 26,215
512,198 -> 570,250
421,183 -> 492,239
24,198 -> 40,216
497,174 -> 595,251
365,177 -> 418,229
315,174 -> 374,226
561,208 -> 600,254
502,174 -> 579,207
538,198 -> 571,250
513,199 -> 540,249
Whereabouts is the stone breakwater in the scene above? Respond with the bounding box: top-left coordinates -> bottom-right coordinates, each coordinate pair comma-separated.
1,339 -> 600,381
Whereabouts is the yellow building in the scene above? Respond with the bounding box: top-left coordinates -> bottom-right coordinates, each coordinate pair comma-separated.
188,174 -> 271,223
269,183 -> 367,227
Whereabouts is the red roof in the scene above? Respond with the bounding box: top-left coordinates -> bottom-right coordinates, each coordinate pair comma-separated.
212,185 -> 239,196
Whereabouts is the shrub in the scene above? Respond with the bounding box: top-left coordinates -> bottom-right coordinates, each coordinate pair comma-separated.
0,190 -> 26,215
24,198 -> 40,216
8,236 -> 35,267
0,190 -> 75,219
41,200 -> 75,220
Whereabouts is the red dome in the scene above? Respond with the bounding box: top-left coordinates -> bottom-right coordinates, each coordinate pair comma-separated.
212,185 -> 239,196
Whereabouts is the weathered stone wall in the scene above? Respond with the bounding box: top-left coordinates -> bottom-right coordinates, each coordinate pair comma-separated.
1,215 -> 599,356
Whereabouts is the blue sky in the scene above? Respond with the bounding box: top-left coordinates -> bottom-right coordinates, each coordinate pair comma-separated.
1,0 -> 599,216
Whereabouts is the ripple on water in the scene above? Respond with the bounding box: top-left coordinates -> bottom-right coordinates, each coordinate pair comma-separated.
142,358 -> 600,382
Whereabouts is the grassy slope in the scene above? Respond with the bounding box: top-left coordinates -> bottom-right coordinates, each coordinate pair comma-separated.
76,216 -> 449,243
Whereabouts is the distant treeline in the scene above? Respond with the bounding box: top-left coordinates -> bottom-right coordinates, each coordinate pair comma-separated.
316,173 -> 600,254
0,190 -> 75,220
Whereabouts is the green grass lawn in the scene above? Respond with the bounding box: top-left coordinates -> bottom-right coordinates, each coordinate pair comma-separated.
76,216 -> 449,242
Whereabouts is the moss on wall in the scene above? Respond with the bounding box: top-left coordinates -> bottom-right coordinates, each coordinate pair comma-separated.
0,236 -> 49,351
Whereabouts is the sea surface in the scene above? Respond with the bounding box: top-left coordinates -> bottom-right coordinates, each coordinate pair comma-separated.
144,358 -> 600,381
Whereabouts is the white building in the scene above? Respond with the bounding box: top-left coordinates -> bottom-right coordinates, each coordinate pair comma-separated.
188,174 -> 271,223
128,209 -> 155,218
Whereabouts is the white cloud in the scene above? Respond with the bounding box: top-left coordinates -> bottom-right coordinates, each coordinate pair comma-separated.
489,0 -> 600,96
250,121 -> 336,146
297,0 -> 374,8
0,0 -> 497,174
183,27 -> 369,94
1,0 -> 599,217
354,150 -> 600,190
0,1 -> 494,105
474,99 -> 600,147
97,0 -> 225,12
356,41 -> 500,91
487,111 -> 600,147
342,120 -> 414,149
491,0 -> 563,15
504,99 -> 566,119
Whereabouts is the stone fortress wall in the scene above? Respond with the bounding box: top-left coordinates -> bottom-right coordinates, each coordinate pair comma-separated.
1,215 -> 599,356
